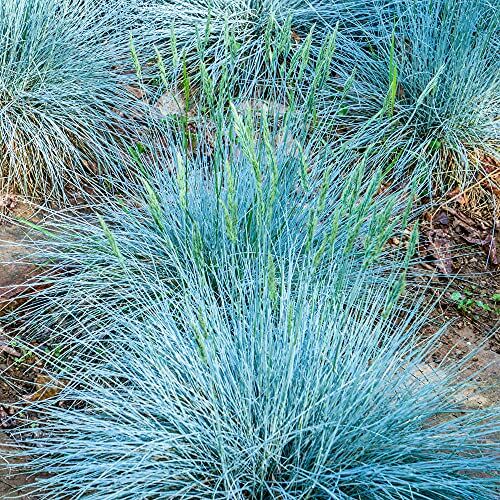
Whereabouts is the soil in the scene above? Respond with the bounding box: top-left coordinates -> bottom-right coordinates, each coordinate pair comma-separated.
0,195 -> 498,498
0,210 -> 41,414
0,199 -> 41,498
415,199 -> 500,408
0,431 -> 34,499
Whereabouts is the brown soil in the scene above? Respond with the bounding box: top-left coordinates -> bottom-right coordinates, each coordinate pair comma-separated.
416,200 -> 499,407
0,431 -> 34,499
1,223 -> 40,411
1,199 -> 41,498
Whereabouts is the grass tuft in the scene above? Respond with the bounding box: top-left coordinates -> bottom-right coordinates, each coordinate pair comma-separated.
2,3 -> 499,498
10,102 -> 416,342
0,0 -> 143,201
329,0 -> 500,192
10,251 -> 500,499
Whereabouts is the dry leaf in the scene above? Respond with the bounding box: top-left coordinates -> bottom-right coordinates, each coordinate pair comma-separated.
428,229 -> 453,274
25,375 -> 66,402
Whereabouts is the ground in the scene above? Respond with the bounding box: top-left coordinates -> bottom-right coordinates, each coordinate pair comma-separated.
0,195 -> 498,497
417,199 -> 499,408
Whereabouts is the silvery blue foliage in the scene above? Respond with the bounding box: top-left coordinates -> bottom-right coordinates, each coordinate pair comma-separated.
328,0 -> 500,189
12,249 -> 500,499
0,0 -> 142,201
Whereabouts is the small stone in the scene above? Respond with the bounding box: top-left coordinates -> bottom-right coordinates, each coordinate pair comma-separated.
156,92 -> 186,116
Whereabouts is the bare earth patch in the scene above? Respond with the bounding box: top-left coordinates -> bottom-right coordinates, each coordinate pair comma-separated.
417,200 -> 499,409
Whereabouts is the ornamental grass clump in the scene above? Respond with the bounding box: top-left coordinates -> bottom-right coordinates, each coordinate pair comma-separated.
11,249 -> 500,498
131,0 -> 397,97
131,13 -> 340,112
13,100 -> 415,341
139,20 -> 340,127
134,0 -> 498,192
330,0 -> 500,191
0,0 -> 142,201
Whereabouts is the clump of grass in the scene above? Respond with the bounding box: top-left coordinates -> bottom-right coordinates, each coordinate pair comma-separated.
330,0 -> 499,192
135,0 -> 498,194
4,5 -> 498,494
141,19 -> 340,124
0,0 -> 143,202
396,0 -> 499,191
10,248 -> 499,498
12,99 -> 415,341
131,0 -> 398,96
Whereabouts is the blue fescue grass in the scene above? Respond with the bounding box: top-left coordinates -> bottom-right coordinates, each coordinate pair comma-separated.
129,0 -> 498,192
9,247 -> 500,498
2,3 -> 498,496
394,0 -> 499,190
130,0 -> 398,96
0,0 -> 144,202
326,0 -> 500,191
9,97 -> 417,342
131,13 -> 340,111
2,0 -> 492,199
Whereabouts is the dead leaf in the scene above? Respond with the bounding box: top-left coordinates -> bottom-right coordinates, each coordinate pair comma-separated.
25,375 -> 66,402
428,229 -> 453,274
0,343 -> 20,358
434,211 -> 449,226
125,85 -> 145,100
483,235 -> 498,265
